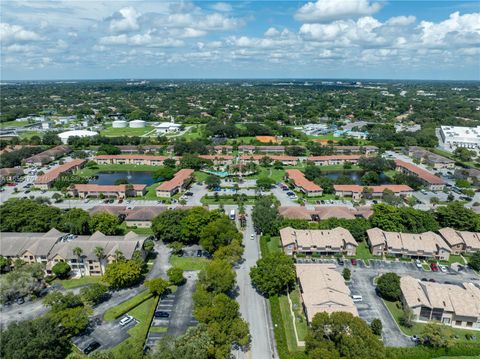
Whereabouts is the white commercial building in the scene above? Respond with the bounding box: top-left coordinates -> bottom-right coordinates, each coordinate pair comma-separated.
129,120 -> 146,128
58,130 -> 98,144
155,122 -> 182,134
440,125 -> 480,152
112,120 -> 128,128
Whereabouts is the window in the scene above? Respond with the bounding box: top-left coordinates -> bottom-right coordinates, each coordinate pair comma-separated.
442,318 -> 450,324
455,320 -> 462,326
467,322 -> 473,327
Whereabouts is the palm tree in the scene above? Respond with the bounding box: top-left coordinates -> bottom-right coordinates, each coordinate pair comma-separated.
73,247 -> 84,277
114,249 -> 124,262
94,246 -> 105,275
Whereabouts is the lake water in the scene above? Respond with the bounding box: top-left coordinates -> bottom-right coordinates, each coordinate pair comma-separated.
89,171 -> 156,185
323,171 -> 390,185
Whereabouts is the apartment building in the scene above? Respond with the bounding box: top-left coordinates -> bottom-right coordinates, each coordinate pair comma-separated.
307,155 -> 362,166
296,264 -> 358,323
0,230 -> 147,276
35,159 -> 86,189
124,206 -> 168,228
406,146 -> 455,170
156,168 -> 194,197
95,154 -> 169,166
454,168 -> 480,186
69,184 -> 147,198
395,160 -> 445,191
367,227 -> 451,260
400,276 -> 480,329
278,206 -> 373,221
438,228 -> 480,254
334,184 -> 413,200
333,145 -> 378,155
280,226 -> 358,256
285,169 -> 323,197
25,145 -> 71,166
198,155 -> 234,166
239,154 -> 300,165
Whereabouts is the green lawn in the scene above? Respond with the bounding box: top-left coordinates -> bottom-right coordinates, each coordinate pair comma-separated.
355,242 -> 376,262
439,254 -> 465,266
384,300 -> 480,342
100,126 -> 154,137
0,120 -> 31,128
104,290 -> 153,321
53,276 -> 106,289
118,222 -> 154,235
289,287 -> 308,341
170,255 -> 210,271
261,236 -> 282,255
194,171 -> 209,182
17,130 -> 43,139
181,124 -> 205,140
149,326 -> 167,333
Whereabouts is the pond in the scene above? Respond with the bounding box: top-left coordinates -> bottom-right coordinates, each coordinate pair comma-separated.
322,171 -> 390,185
89,171 -> 156,185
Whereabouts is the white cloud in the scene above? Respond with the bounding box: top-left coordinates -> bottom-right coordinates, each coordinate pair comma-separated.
211,2 -> 232,12
265,27 -> 280,37
99,32 -> 184,48
0,23 -> 42,45
109,7 -> 140,33
295,0 -> 382,23
386,16 -> 416,26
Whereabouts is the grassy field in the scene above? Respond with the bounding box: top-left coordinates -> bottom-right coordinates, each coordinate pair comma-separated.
170,254 -> 210,271
0,120 -> 31,128
440,254 -> 465,266
17,130 -> 43,139
53,276 -> 106,289
118,222 -> 154,235
384,300 -> 480,342
100,126 -> 155,137
104,290 -> 153,321
355,242 -> 377,262
181,124 -> 205,140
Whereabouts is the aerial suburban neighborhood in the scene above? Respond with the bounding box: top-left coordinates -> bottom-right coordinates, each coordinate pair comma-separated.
1,1 -> 480,359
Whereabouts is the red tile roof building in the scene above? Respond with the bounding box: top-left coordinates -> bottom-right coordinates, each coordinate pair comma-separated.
334,184 -> 413,200
395,160 -> 445,190
95,154 -> 169,166
35,159 -> 86,189
69,184 -> 146,198
156,169 -> 194,197
285,169 -> 323,197
307,155 -> 362,166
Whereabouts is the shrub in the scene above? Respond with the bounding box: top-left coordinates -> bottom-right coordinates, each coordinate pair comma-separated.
52,262 -> 71,279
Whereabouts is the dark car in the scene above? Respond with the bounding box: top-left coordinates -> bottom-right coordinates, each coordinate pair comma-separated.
428,278 -> 436,283
351,259 -> 357,266
185,192 -> 194,196
196,250 -> 202,257
154,311 -> 169,318
16,297 -> 25,305
337,258 -> 345,266
83,341 -> 101,355
421,278 -> 428,282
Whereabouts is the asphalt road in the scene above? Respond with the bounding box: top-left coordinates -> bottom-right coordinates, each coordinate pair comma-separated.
234,205 -> 276,359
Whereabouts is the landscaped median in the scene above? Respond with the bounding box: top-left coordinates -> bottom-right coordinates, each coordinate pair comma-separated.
103,290 -> 153,321
170,254 -> 210,271
52,275 -> 106,289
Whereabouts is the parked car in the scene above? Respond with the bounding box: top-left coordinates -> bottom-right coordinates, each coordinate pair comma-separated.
154,311 -> 169,318
337,258 -> 345,266
83,341 -> 101,355
430,262 -> 439,272
16,297 -> 25,305
415,259 -> 423,269
351,259 -> 357,266
439,264 -> 448,273
185,192 -> 193,196
119,315 -> 133,326
196,250 -> 202,257
250,234 -> 255,240
428,278 -> 436,282
421,278 -> 428,282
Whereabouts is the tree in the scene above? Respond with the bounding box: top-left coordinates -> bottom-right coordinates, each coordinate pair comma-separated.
256,177 -> 275,191
370,318 -> 382,336
358,156 -> 394,173
153,166 -> 176,181
94,246 -> 105,275
0,255 -> 11,273
454,147 -> 475,162
89,212 -> 120,235
213,239 -> 244,265
180,207 -> 216,244
252,196 -> 279,235
52,261 -> 71,279
167,267 -> 186,286
43,292 -> 83,312
163,158 -> 176,168
198,259 -> 236,294
103,260 -> 143,289
469,251 -> 480,271
342,267 -> 351,281
382,189 -> 402,206
0,318 -> 72,359
361,171 -> 380,185
421,323 -> 454,348
370,204 -> 439,233
250,253 -> 296,297
143,239 -> 155,253
199,217 -> 242,253
0,199 -> 61,232
153,324 -> 213,359
205,175 -> 221,190
435,202 -> 480,231
59,208 -> 90,234
42,132 -> 62,145
306,312 -> 386,359
48,306 -> 89,337
376,272 -> 401,301
145,277 -> 170,296
97,144 -> 121,155
152,209 -> 188,243
73,247 -> 84,277
80,283 -> 109,305
0,264 -> 46,303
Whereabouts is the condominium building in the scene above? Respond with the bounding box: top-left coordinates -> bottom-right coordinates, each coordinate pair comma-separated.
440,125 -> 480,151
395,160 -> 445,191
280,226 -> 358,256
285,169 -> 323,197
400,276 -> 480,329
307,155 -> 362,166
407,146 -> 455,170
25,145 -> 71,166
198,155 -> 234,165
156,168 -> 194,197
95,154 -> 169,166
278,206 -> 373,221
438,228 -> 480,254
296,264 -> 358,323
35,159 -> 86,189
69,184 -> 147,198
332,146 -> 378,155
334,184 -> 413,200
367,228 -> 451,260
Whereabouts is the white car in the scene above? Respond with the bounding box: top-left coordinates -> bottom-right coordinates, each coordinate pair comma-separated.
415,259 -> 422,269
119,315 -> 133,326
439,265 -> 448,273
250,234 -> 255,240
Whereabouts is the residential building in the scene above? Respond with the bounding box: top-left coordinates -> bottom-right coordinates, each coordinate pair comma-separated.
395,160 -> 445,190
406,147 -> 455,170
0,167 -> 24,184
307,155 -> 362,166
285,169 -> 323,197
278,206 -> 373,221
125,206 -> 168,227
270,155 -> 300,165
440,125 -> 480,152
35,159 -> 86,189
69,184 -> 147,198
198,155 -> 234,165
400,276 -> 480,329
332,146 -> 378,155
25,145 -> 71,166
438,228 -> 480,254
256,146 -> 285,154
212,145 -> 233,154
296,264 -> 358,323
334,184 -> 413,200
238,145 -> 256,153
95,154 -> 169,166
454,168 -> 480,186
156,168 -> 194,197
366,227 -> 451,260
155,122 -> 182,134
280,226 -> 358,256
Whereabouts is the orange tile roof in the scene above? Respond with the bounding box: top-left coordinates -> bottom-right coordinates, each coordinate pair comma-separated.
308,155 -> 362,161
256,136 -> 279,143
270,155 -> 299,161
95,154 -> 167,161
73,184 -> 146,192
286,169 -> 322,192
198,155 -> 234,160
334,184 -> 413,193
395,160 -> 444,185
156,169 -> 194,191
35,159 -> 85,184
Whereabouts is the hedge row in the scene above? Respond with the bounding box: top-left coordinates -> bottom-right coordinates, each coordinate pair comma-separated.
386,343 -> 480,359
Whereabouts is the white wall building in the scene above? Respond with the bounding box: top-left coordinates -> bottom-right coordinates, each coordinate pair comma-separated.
58,130 -> 98,144
440,125 -> 480,152
112,120 -> 127,128
155,122 -> 182,134
129,120 -> 146,128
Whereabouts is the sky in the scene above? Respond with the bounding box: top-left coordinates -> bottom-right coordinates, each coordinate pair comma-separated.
1,0 -> 479,80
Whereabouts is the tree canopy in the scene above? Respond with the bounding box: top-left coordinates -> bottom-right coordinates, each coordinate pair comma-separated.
250,253 -> 296,297
376,272 -> 401,301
